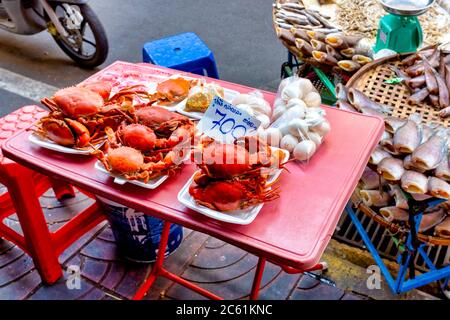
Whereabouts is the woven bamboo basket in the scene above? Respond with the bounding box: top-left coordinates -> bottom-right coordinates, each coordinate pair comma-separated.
346,53 -> 450,246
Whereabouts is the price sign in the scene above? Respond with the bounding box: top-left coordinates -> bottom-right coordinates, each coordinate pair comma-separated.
197,96 -> 261,143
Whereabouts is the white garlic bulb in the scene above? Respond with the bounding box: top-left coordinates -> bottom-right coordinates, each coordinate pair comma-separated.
303,91 -> 322,108
251,99 -> 272,117
308,132 -> 323,146
285,106 -> 304,119
236,104 -> 255,116
272,105 -> 286,121
296,78 -> 314,94
311,120 -> 331,137
281,82 -> 303,101
286,98 -> 307,109
256,114 -> 271,129
293,140 -> 317,161
280,134 -> 299,152
288,119 -> 309,137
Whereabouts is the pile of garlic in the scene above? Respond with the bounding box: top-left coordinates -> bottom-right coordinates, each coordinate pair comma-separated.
259,76 -> 330,161
232,91 -> 272,129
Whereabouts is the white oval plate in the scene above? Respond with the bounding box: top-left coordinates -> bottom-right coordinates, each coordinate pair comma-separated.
29,133 -> 103,156
94,161 -> 169,189
175,88 -> 240,120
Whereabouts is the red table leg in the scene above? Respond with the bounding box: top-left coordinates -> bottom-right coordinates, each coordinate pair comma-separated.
3,165 -> 62,284
133,221 -> 222,300
250,257 -> 267,300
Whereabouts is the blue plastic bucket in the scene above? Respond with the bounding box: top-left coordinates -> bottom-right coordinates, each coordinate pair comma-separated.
97,196 -> 183,263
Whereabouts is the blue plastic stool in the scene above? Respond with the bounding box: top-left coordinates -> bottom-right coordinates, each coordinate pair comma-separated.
142,32 -> 219,79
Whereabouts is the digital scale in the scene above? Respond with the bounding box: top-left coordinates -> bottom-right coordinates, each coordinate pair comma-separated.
374,0 -> 435,53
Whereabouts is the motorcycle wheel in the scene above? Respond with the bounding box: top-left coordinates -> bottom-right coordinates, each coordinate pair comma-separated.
49,3 -> 108,68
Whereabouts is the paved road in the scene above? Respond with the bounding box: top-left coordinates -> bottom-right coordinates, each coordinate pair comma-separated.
0,0 -> 286,116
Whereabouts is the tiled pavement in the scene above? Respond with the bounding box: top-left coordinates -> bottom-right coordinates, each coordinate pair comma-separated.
0,187 -> 433,300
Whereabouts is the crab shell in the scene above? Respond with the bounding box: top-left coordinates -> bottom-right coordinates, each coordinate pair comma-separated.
52,86 -> 104,118
189,180 -> 253,211
136,106 -> 191,131
107,146 -> 144,174
78,81 -> 112,101
195,136 -> 281,179
156,78 -> 191,103
189,176 -> 278,212
118,124 -> 158,152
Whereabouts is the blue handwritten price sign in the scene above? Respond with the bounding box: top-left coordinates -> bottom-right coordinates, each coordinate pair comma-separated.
197,96 -> 261,143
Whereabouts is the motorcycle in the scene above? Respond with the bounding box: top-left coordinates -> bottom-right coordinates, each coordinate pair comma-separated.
0,0 -> 108,68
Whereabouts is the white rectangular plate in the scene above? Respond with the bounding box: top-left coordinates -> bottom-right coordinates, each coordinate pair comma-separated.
175,88 -> 240,120
29,133 -> 103,156
177,148 -> 288,225
177,172 -> 264,225
95,161 -> 169,189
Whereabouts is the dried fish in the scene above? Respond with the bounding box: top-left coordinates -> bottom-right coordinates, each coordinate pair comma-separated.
369,147 -> 391,165
384,117 -> 406,134
326,45 -> 344,60
439,106 -> 450,118
337,60 -> 361,72
340,48 -> 355,58
408,87 -> 429,105
411,130 -> 448,171
381,138 -> 400,155
291,28 -> 310,42
401,170 -> 429,194
360,190 -> 391,207
310,39 -> 327,52
304,9 -> 335,29
377,157 -> 404,181
360,105 -> 385,118
419,207 -> 447,232
388,185 -> 409,210
352,55 -> 372,66
431,64 -> 449,108
306,30 -> 326,42
428,177 -> 450,199
393,115 -> 422,154
312,50 -> 338,66
405,75 -> 426,89
295,38 -> 314,55
445,64 -> 450,93
361,166 -> 381,190
336,100 -> 357,112
347,88 -> 391,114
429,94 -> 440,108
435,217 -> 450,238
380,207 -> 409,222
423,60 -> 438,95
435,156 -> 450,181
277,28 -> 296,46
403,155 -> 426,173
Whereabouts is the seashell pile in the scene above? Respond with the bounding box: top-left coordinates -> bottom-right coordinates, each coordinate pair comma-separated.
258,76 -> 330,161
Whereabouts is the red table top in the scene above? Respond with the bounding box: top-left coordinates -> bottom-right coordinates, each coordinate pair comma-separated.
1,62 -> 384,270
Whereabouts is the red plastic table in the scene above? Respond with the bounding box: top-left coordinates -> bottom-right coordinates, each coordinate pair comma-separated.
1,62 -> 384,299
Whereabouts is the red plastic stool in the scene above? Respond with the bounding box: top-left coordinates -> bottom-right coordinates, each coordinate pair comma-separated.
0,106 -> 105,284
